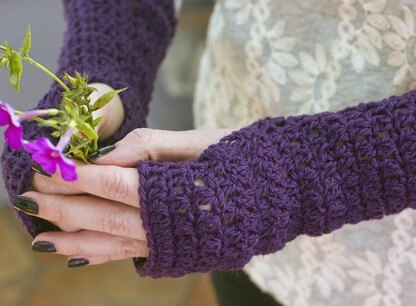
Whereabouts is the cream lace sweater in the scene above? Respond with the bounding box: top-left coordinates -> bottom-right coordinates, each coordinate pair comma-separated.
193,1 -> 416,305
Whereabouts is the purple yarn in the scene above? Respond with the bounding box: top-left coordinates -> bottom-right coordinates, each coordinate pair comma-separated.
2,0 -> 416,279
135,89 -> 416,277
0,0 -> 176,254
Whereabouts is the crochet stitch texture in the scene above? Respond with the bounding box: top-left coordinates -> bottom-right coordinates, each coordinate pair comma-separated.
136,89 -> 416,277
2,0 -> 416,278
1,0 -> 176,248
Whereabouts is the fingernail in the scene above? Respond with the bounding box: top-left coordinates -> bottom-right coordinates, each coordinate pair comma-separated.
68,258 -> 89,268
14,195 -> 39,215
32,241 -> 56,253
87,144 -> 116,162
31,162 -> 51,177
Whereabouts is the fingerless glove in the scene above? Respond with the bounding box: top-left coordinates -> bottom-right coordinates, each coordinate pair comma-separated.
1,0 -> 176,238
136,89 -> 416,277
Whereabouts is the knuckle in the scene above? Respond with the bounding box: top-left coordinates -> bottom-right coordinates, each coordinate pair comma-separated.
119,239 -> 140,258
103,170 -> 130,201
131,128 -> 154,146
102,209 -> 127,236
30,174 -> 46,192
131,128 -> 164,160
54,204 -> 65,224
74,239 -> 84,256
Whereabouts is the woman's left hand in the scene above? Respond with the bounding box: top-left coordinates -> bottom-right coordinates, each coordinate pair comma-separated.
15,127 -> 235,266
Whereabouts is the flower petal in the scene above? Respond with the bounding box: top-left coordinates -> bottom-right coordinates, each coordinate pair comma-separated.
393,65 -> 408,86
367,14 -> 390,31
5,125 -> 23,150
362,0 -> 386,14
388,15 -> 410,39
0,105 -> 11,126
403,6 -> 415,35
383,32 -> 406,51
32,153 -> 57,174
357,37 -> 380,66
272,37 -> 296,52
4,103 -> 20,127
58,156 -> 77,181
272,52 -> 298,68
24,137 -> 54,154
299,51 -> 319,76
362,25 -> 383,49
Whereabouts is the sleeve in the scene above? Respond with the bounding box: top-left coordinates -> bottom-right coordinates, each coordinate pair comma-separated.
135,88 -> 416,278
1,0 -> 177,238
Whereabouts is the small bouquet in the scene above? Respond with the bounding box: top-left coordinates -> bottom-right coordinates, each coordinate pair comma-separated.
0,26 -> 126,181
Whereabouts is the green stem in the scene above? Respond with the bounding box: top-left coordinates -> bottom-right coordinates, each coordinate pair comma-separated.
23,56 -> 70,92
0,45 -> 6,51
28,117 -> 61,131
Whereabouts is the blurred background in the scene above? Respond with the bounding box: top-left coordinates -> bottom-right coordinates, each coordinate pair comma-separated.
0,0 -> 218,305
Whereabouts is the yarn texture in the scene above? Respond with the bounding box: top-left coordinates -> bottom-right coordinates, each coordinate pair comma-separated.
2,0 -> 416,280
136,89 -> 416,277
1,1 -> 176,238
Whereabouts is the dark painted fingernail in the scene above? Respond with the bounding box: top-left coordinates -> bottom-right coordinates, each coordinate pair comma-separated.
14,195 -> 39,215
31,162 -> 51,177
87,144 -> 116,162
135,257 -> 147,265
63,144 -> 71,154
68,258 -> 89,268
32,241 -> 56,253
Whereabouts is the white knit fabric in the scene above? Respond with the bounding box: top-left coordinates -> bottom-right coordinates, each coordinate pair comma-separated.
193,1 -> 416,305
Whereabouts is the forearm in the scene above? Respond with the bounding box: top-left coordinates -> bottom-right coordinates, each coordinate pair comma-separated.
60,0 -> 177,145
1,0 -> 177,238
135,89 -> 416,278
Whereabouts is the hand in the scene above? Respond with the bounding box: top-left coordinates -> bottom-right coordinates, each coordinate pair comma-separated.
18,109 -> 235,266
89,82 -> 125,141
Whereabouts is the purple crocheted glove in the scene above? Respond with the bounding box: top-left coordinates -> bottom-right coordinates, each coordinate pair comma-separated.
135,89 -> 416,278
1,0 -> 176,238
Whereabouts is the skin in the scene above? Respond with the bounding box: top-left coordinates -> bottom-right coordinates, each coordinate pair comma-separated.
18,83 -> 236,266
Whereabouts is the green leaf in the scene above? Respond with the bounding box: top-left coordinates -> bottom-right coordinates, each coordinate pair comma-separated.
92,116 -> 103,128
73,149 -> 87,161
5,43 -> 12,56
21,25 -> 31,56
9,51 -> 23,92
91,88 -> 127,111
51,131 -> 61,138
47,108 -> 60,116
0,56 -> 9,68
77,121 -> 97,140
43,119 -> 59,126
62,72 -> 77,88
62,97 -> 78,116
66,139 -> 91,155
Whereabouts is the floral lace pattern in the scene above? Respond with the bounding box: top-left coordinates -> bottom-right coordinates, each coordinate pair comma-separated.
194,1 -> 416,305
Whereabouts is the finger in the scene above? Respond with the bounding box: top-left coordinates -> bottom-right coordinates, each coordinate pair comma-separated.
67,254 -> 133,267
33,230 -> 148,258
92,128 -> 236,167
49,220 -> 80,232
49,161 -> 140,207
30,172 -> 84,195
18,191 -> 145,240
89,82 -> 125,141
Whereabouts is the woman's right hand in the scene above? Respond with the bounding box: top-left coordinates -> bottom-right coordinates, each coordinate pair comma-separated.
27,82 -> 125,232
20,126 -> 235,265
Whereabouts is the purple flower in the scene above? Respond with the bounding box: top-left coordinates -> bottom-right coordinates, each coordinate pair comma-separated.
0,102 -> 23,150
23,128 -> 77,181
0,101 -> 53,150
